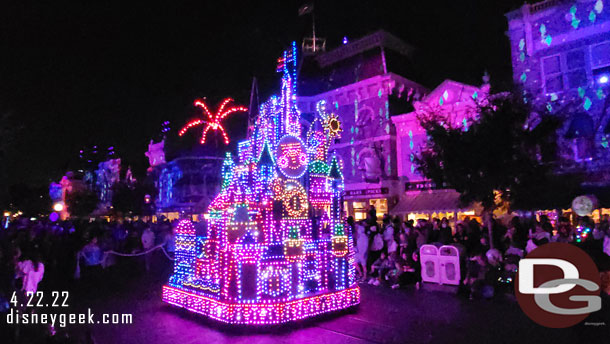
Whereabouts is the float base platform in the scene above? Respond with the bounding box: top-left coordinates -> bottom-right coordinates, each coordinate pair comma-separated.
162,285 -> 360,325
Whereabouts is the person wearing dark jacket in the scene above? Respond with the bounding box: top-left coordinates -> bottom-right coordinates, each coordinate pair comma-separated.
438,218 -> 452,245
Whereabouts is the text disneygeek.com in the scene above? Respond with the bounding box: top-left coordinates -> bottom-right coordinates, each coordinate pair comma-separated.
5,308 -> 133,328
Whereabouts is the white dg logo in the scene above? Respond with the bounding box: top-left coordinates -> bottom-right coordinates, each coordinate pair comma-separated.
519,258 -> 601,315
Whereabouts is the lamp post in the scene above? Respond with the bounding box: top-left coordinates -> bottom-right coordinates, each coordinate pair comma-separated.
2,211 -> 10,229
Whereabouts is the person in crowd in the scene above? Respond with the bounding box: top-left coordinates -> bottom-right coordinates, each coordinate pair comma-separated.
141,226 -> 155,271
80,237 -> 103,281
162,227 -> 175,255
414,219 -> 428,249
597,214 -> 609,238
490,219 -> 508,251
393,216 -> 404,236
354,220 -> 369,281
540,215 -> 553,234
368,221 -> 384,272
382,214 -> 393,235
510,216 -> 528,249
505,241 -> 524,258
464,251 -> 494,300
527,222 -> 551,253
604,228 -> 610,257
466,219 -> 483,255
368,251 -> 392,286
382,215 -> 395,255
503,242 -> 522,286
438,217 -> 452,245
404,220 -> 417,252
453,222 -> 468,247
9,247 -> 22,291
389,251 -> 421,290
124,228 -> 142,253
429,218 -> 440,243
593,216 -> 608,242
559,217 -> 573,238
397,232 -> 409,257
405,219 -> 414,229
387,233 -> 398,261
17,250 -> 45,294
553,222 -> 573,243
113,224 -> 129,249
367,205 -> 377,226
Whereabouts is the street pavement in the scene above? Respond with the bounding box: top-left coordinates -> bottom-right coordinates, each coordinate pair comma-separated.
72,258 -> 610,344
4,256 -> 609,344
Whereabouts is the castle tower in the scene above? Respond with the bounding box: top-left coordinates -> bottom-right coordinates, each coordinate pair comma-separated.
163,42 -> 359,325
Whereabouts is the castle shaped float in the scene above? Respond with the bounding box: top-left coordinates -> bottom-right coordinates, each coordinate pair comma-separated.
162,42 -> 360,325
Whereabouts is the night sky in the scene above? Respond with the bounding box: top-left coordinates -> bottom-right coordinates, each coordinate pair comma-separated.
0,0 -> 526,192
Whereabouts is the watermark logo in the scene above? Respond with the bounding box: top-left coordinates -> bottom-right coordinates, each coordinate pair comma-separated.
515,243 -> 601,328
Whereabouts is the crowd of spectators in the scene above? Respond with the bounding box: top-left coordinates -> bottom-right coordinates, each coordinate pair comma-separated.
1,206 -> 609,343
0,217 -> 177,314
347,205 -> 610,298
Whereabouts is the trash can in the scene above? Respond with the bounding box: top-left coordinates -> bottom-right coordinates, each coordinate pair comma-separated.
438,245 -> 461,285
420,244 -> 440,284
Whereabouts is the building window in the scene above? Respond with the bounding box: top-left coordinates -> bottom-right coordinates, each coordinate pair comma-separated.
545,74 -> 564,93
542,55 -> 563,93
566,50 -> 585,70
543,55 -> 561,74
566,50 -> 587,89
591,42 -> 610,86
591,42 -> 610,68
351,201 -> 367,220
542,50 -> 589,92
567,69 -> 587,88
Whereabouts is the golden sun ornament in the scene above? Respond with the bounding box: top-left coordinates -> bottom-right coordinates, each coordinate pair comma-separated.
323,114 -> 342,138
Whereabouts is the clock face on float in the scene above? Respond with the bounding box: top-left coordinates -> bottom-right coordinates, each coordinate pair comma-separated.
276,135 -> 308,178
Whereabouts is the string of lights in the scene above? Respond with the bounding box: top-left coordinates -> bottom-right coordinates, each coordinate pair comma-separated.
178,98 -> 247,145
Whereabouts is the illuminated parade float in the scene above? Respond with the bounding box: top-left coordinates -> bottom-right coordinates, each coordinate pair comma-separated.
162,42 -> 360,324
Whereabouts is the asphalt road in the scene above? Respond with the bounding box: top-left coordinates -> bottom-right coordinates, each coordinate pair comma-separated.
3,254 -> 609,344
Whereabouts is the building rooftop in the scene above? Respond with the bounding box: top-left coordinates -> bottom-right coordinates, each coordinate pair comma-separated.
505,0 -> 570,20
298,30 -> 420,96
314,30 -> 416,68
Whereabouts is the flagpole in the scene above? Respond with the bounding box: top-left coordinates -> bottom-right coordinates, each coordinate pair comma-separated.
312,10 -> 316,52
247,77 -> 259,141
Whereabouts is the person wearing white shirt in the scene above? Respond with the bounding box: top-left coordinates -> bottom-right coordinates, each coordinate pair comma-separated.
17,251 -> 44,294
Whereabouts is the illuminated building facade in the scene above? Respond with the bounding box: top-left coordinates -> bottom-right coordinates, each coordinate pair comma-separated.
391,80 -> 488,220
154,155 -> 223,220
506,0 -> 610,176
95,158 -> 121,206
297,30 -> 429,220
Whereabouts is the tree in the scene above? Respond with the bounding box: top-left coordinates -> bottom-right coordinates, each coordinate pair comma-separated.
65,189 -> 99,218
416,93 -> 562,248
0,111 -> 22,208
111,180 -> 156,216
7,183 -> 51,216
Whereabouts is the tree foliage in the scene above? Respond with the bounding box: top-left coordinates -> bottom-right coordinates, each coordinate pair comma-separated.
7,183 -> 51,216
111,180 -> 156,216
65,189 -> 99,218
416,93 -> 564,212
0,111 -> 22,208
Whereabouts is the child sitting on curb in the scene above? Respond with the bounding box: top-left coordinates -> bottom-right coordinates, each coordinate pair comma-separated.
368,251 -> 393,286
